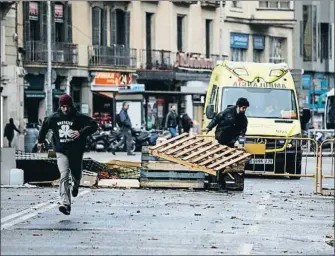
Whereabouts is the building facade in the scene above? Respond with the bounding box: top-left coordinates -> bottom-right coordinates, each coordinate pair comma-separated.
16,1 -> 297,132
293,0 -> 334,129
0,2 -> 25,149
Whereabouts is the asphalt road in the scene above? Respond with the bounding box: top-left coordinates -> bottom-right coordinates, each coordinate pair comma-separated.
1,177 -> 334,255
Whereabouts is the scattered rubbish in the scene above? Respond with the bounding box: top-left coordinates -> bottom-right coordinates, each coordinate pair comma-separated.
326,232 -> 333,239
326,239 -> 334,247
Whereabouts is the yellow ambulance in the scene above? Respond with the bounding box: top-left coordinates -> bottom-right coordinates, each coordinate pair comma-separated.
202,61 -> 311,179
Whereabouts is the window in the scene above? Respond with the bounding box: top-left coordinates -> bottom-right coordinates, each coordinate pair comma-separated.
279,1 -> 290,9
177,15 -> 184,52
253,35 -> 265,62
302,5 -> 312,61
320,23 -> 330,61
54,3 -> 64,42
221,88 -> 298,120
302,5 -> 317,62
259,1 -> 268,8
269,37 -> 285,63
312,5 -> 317,61
209,85 -> 217,105
205,19 -> 213,58
116,9 -> 125,45
253,50 -> 262,63
92,7 -> 107,46
110,9 -> 130,46
259,1 -> 290,9
326,95 -> 335,129
146,12 -> 154,50
231,48 -> 246,61
232,1 -> 241,8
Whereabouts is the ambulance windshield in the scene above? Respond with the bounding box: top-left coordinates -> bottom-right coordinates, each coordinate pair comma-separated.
221,87 -> 298,119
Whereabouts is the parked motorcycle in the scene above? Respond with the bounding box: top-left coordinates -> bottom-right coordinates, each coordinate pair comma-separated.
108,127 -> 136,153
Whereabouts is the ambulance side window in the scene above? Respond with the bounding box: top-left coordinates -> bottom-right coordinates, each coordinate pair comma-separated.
209,85 -> 217,104
206,85 -> 218,119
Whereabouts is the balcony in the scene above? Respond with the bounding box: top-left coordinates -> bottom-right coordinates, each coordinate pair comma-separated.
140,49 -> 173,70
24,41 -> 78,66
175,52 -> 220,70
173,1 -> 198,7
200,1 -> 221,9
88,45 -> 137,69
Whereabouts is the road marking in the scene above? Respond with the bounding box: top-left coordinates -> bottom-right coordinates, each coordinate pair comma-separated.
1,190 -> 90,230
238,243 -> 254,255
1,201 -> 52,224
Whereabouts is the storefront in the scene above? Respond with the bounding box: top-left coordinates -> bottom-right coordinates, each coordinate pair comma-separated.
136,51 -> 214,130
303,72 -> 332,128
90,71 -> 142,127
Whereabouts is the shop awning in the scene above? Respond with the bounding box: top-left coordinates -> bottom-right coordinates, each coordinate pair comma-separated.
117,90 -> 206,96
93,92 -> 116,99
53,89 -> 65,98
25,90 -> 46,98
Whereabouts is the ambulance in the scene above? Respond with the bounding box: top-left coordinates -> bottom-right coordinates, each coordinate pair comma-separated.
202,61 -> 311,179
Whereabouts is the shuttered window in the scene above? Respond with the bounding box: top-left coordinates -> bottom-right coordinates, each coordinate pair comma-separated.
92,7 -> 107,46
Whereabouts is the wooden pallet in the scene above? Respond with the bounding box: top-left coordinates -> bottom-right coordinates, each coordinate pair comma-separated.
148,133 -> 251,176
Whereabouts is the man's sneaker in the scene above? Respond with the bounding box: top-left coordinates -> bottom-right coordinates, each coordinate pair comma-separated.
59,205 -> 71,215
127,152 -> 136,156
72,186 -> 79,197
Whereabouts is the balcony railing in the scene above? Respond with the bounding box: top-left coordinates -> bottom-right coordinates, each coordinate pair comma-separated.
140,49 -> 174,70
175,52 -> 221,70
200,1 -> 221,8
24,41 -> 78,65
88,45 -> 137,68
140,50 -> 221,70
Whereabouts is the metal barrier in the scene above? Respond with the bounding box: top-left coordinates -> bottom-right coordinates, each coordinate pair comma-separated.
243,136 -> 318,183
316,139 -> 335,195
306,129 -> 335,155
187,134 -> 325,193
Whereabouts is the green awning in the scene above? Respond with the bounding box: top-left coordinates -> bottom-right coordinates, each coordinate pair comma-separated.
25,90 -> 46,98
53,90 -> 65,98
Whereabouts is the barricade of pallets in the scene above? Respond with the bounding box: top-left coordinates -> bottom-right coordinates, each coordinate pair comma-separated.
148,133 -> 251,176
141,146 -> 207,189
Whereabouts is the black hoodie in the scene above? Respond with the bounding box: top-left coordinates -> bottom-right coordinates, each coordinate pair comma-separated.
38,107 -> 98,154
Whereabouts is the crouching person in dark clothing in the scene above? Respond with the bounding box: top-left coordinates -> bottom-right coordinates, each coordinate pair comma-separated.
37,94 -> 98,215
204,98 -> 249,148
119,102 -> 135,156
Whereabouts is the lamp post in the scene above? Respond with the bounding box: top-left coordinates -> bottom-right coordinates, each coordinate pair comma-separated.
219,1 -> 225,61
45,1 -> 53,116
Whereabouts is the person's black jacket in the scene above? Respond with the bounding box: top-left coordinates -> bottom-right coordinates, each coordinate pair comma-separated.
4,121 -> 20,141
119,109 -> 132,130
207,106 -> 248,145
181,113 -> 193,133
165,110 -> 179,129
38,107 -> 98,154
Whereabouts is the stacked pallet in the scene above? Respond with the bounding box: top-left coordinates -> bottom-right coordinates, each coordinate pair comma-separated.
141,146 -> 207,189
148,133 -> 251,191
149,133 -> 251,175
